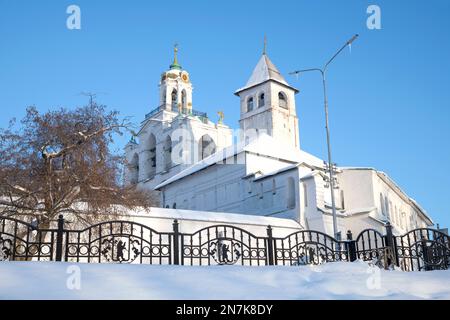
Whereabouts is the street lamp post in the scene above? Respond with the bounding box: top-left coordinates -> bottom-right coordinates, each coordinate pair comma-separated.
290,34 -> 359,239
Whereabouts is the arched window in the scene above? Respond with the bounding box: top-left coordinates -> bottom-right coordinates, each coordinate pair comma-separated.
148,134 -> 156,179
286,177 -> 296,209
171,89 -> 178,110
247,97 -> 254,112
199,134 -> 216,160
278,92 -> 287,109
129,153 -> 139,184
163,135 -> 172,171
258,93 -> 265,108
181,90 -> 187,110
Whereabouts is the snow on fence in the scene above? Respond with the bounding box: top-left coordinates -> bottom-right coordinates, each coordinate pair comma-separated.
1,216 -> 449,271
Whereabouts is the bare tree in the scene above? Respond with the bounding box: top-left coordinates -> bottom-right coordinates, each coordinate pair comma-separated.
0,101 -> 155,229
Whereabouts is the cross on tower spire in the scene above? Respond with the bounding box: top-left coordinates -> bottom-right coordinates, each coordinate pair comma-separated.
173,43 -> 178,64
263,35 -> 267,55
170,43 -> 182,70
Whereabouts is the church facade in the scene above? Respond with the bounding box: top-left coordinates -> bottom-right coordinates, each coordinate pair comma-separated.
125,46 -> 433,237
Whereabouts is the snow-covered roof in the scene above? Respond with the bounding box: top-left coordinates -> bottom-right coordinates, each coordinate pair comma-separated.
129,207 -> 302,229
245,134 -> 323,165
235,54 -> 298,94
155,134 -> 324,189
299,170 -> 328,181
253,163 -> 322,182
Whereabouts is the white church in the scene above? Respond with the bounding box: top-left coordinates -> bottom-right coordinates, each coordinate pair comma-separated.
124,45 -> 433,238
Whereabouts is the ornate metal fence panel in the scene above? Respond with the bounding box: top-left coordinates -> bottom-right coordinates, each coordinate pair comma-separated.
64,220 -> 173,264
0,217 -> 57,261
2,215 -> 450,272
355,229 -> 387,261
395,228 -> 450,271
180,225 -> 269,266
272,230 -> 349,266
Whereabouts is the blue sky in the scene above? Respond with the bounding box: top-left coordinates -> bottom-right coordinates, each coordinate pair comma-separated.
1,0 -> 449,227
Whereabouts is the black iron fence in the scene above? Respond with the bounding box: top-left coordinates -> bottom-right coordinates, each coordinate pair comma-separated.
1,215 -> 449,271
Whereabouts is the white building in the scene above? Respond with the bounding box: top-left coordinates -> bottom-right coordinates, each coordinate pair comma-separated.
126,46 -> 433,237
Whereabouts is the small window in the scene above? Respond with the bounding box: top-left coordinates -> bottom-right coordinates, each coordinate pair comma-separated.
258,93 -> 265,108
385,196 -> 390,217
278,92 -> 287,109
302,182 -> 308,207
172,203 -> 177,209
247,97 -> 254,112
246,181 -> 252,193
340,189 -> 345,210
380,193 -> 385,216
272,179 -> 276,195
259,182 -> 264,199
286,177 -> 296,209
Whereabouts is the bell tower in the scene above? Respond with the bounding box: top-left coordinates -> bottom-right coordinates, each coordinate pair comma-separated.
159,44 -> 193,113
235,46 -> 300,148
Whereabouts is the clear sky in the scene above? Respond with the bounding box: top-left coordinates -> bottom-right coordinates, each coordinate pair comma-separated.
1,0 -> 449,227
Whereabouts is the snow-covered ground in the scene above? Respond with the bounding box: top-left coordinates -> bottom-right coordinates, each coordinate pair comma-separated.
1,260 -> 449,300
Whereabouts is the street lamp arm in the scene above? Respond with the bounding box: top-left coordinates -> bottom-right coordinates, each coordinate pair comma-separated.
289,34 -> 358,76
323,34 -> 359,72
289,68 -> 323,76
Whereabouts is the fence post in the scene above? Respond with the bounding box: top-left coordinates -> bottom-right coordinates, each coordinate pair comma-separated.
346,230 -> 357,262
172,219 -> 180,265
55,215 -> 64,262
384,222 -> 399,267
266,225 -> 275,266
421,236 -> 431,271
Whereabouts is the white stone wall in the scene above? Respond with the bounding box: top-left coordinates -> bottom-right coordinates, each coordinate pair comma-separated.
59,207 -> 303,238
161,156 -> 246,212
128,208 -> 303,238
159,152 -> 311,223
337,168 -> 433,235
338,169 -> 375,211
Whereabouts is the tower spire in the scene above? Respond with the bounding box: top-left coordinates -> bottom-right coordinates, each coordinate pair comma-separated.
170,43 -> 182,70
